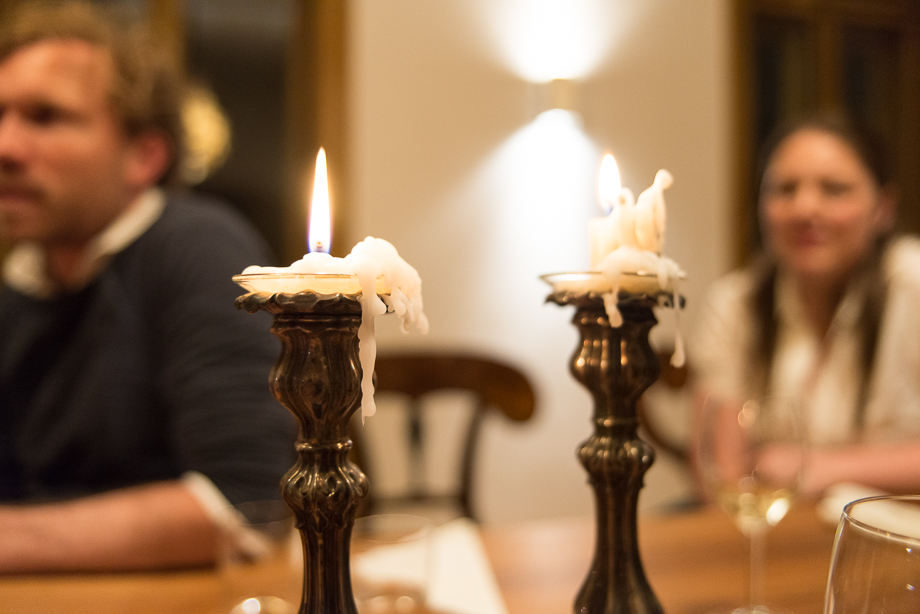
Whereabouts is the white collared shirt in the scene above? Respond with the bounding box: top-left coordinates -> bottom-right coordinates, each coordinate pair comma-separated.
692,237 -> 920,446
2,188 -> 165,298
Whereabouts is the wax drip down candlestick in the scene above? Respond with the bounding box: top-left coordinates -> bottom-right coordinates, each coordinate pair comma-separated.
234,148 -> 428,419
555,153 -> 686,367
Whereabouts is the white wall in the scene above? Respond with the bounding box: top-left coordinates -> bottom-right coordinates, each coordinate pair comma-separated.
348,0 -> 734,524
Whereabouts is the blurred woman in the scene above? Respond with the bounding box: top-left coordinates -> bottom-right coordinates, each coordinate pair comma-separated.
692,114 -> 920,497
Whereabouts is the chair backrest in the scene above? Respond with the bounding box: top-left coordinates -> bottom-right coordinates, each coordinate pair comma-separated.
351,352 -> 536,522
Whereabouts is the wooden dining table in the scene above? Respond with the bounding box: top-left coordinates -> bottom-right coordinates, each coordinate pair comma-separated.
487,504 -> 838,614
0,504 -> 839,614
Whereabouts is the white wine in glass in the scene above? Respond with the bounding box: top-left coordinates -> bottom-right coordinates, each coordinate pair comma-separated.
697,396 -> 806,614
715,482 -> 794,537
825,495 -> 920,613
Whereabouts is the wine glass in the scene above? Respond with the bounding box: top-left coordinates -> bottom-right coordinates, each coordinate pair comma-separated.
220,500 -> 299,614
825,495 -> 920,613
696,395 -> 807,614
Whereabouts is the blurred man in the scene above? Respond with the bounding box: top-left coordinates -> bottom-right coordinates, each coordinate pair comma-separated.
0,2 -> 294,572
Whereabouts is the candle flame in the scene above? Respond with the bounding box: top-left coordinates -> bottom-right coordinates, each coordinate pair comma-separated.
308,148 -> 331,253
598,153 -> 621,215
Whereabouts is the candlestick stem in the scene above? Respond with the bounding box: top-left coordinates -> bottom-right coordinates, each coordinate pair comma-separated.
237,292 -> 368,614
548,291 -> 667,614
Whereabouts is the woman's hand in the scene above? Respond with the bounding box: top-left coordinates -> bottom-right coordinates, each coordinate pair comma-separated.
755,443 -> 815,496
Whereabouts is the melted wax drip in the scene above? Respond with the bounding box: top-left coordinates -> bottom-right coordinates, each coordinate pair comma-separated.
242,237 -> 428,419
348,238 -> 428,419
591,169 -> 684,367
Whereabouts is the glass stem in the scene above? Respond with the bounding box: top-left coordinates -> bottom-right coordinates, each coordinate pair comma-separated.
749,526 -> 766,612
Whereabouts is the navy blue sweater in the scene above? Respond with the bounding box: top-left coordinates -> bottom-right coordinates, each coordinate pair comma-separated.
0,192 -> 296,504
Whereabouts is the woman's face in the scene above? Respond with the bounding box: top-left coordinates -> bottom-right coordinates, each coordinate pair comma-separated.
760,128 -> 894,287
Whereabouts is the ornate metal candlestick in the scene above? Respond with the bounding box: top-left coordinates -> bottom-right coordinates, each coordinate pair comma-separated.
546,275 -> 677,614
236,290 -> 367,614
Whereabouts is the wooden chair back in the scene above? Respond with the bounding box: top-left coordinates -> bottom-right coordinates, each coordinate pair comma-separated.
351,352 -> 536,522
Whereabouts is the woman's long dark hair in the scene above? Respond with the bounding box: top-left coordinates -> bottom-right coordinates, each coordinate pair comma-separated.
750,113 -> 894,431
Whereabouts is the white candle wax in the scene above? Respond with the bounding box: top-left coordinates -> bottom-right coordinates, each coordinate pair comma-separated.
589,153 -> 622,269
237,237 -> 428,419
611,188 -> 638,250
588,167 -> 674,275
588,218 -> 606,270
580,162 -> 685,366
634,169 -> 672,253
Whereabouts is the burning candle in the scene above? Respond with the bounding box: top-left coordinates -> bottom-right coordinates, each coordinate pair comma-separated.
589,153 -> 619,269
589,154 -> 640,269
566,154 -> 684,365
309,147 -> 331,253
234,148 -> 428,418
587,154 -> 679,281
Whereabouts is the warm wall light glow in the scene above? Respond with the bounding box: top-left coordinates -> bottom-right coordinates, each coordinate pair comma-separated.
481,107 -> 599,274
308,148 -> 331,253
598,153 -> 621,213
530,78 -> 580,118
483,0 -> 619,83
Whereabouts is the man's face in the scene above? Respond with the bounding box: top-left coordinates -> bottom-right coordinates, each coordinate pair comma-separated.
0,39 -> 137,246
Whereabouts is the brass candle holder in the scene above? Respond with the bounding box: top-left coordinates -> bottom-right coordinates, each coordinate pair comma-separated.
236,289 -> 367,614
544,272 -> 680,614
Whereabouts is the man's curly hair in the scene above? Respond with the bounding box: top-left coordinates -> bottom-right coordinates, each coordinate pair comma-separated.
0,1 -> 186,186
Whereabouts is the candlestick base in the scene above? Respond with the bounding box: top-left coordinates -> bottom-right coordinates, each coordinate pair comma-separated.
237,290 -> 367,614
547,287 -> 673,614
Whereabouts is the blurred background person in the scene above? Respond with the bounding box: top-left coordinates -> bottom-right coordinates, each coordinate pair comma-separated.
0,1 -> 294,573
692,113 -> 920,499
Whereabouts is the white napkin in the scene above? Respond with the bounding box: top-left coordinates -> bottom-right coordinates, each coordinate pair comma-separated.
818,482 -> 888,526
819,483 -> 920,539
351,517 -> 508,614
428,518 -> 508,614
352,531 -> 429,588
